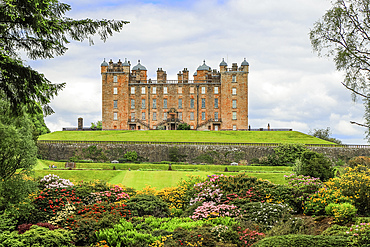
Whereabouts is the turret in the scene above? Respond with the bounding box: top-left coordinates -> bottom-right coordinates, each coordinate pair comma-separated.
219,58 -> 227,72
100,59 -> 108,73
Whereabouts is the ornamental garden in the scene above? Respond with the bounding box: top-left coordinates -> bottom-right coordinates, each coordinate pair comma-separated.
2,146 -> 370,246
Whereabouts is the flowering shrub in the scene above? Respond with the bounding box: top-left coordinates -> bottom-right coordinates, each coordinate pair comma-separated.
238,227 -> 265,246
48,203 -> 76,226
239,202 -> 293,229
190,201 -> 239,220
284,174 -> 324,213
63,202 -> 130,246
125,194 -> 170,217
346,222 -> 370,246
190,179 -> 224,205
303,187 -> 353,216
328,165 -> 370,215
157,186 -> 186,210
32,187 -> 82,223
88,185 -> 130,204
348,156 -> 370,168
325,202 -> 357,223
39,174 -> 74,189
17,222 -> 59,234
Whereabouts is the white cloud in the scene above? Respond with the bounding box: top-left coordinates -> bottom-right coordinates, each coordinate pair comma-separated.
27,0 -> 369,144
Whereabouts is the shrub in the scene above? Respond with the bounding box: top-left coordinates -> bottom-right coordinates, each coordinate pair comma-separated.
253,234 -> 349,247
0,211 -> 17,233
63,202 -> 130,246
125,194 -> 170,218
303,187 -> 353,216
345,222 -> 370,246
294,150 -> 334,181
261,143 -> 308,166
0,225 -> 74,247
328,165 -> 370,215
238,202 -> 293,230
124,151 -> 138,162
168,147 -> 186,162
39,174 -> 74,189
348,156 -> 370,168
265,217 -> 315,237
190,201 -> 239,220
325,202 -> 357,223
284,174 -> 324,213
157,186 -> 186,210
17,222 -> 59,234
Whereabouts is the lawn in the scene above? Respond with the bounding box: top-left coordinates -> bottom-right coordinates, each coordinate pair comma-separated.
38,130 -> 334,144
33,160 -> 290,190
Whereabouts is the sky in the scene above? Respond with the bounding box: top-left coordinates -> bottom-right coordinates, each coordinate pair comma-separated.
27,0 -> 369,144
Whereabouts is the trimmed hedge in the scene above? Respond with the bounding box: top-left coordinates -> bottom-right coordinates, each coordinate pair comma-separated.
254,234 -> 349,247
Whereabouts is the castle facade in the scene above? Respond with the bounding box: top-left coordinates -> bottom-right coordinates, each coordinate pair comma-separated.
101,58 -> 249,130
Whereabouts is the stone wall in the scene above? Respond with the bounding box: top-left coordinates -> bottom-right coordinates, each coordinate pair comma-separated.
37,142 -> 370,163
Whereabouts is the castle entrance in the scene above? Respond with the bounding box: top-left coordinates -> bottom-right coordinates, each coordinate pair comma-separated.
171,123 -> 176,130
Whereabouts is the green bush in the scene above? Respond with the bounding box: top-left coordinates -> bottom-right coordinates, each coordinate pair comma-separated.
253,234 -> 349,247
325,203 -> 357,223
294,150 -> 334,181
347,156 -> 370,168
125,194 -> 170,218
265,217 -> 315,237
261,144 -> 307,166
0,225 -> 74,247
124,151 -> 138,162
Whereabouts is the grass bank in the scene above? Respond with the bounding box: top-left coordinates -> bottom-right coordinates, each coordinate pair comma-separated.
38,130 -> 333,144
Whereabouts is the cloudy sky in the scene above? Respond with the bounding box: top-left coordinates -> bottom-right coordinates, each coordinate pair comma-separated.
27,0 -> 368,144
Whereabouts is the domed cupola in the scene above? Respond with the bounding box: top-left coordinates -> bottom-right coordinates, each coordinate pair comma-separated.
219,58 -> 227,67
122,58 -> 130,66
101,58 -> 108,67
197,60 -> 211,71
132,60 -> 147,71
241,58 -> 249,66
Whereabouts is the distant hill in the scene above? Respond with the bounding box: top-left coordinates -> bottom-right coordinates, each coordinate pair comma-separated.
39,130 -> 335,145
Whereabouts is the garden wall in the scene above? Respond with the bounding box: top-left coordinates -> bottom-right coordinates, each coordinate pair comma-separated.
37,141 -> 370,163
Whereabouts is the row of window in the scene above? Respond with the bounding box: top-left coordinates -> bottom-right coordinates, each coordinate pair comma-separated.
113,111 -> 237,121
113,75 -> 238,84
114,98 -> 239,110
113,87 -> 237,95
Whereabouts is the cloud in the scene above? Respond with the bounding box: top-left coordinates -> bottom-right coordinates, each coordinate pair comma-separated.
27,0 -> 368,144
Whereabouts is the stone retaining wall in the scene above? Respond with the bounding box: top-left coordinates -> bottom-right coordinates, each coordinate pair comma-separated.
37,142 -> 370,163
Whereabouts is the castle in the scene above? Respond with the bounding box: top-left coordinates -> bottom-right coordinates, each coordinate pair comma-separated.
101,58 -> 249,130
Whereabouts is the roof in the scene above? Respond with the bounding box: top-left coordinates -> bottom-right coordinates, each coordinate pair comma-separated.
101,59 -> 108,67
132,60 -> 147,71
219,58 -> 227,66
241,58 -> 249,66
197,60 -> 211,71
122,58 -> 130,66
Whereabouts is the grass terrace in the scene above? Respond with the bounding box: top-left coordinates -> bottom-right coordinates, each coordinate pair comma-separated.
39,130 -> 334,144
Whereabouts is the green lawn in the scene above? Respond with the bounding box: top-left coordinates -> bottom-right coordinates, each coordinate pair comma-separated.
33,160 -> 290,190
38,130 -> 334,144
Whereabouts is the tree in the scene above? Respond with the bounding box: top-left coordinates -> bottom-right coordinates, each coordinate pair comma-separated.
309,127 -> 342,144
309,0 -> 370,141
177,123 -> 191,130
91,121 -> 102,130
0,0 -> 128,116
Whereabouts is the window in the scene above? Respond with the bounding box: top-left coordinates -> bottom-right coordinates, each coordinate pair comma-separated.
214,87 -> 219,94
190,87 -> 194,94
190,125 -> 194,129
113,88 -> 117,94
214,112 -> 219,120
232,88 -> 236,95
113,112 -> 118,120
131,112 -> 135,121
131,99 -> 135,109
163,99 -> 167,108
201,112 -> 206,120
178,87 -> 182,94
190,98 -> 194,109
141,87 -> 145,94
201,87 -> 205,94
131,87 -> 135,94
214,98 -> 218,108
142,112 -> 145,120
113,75 -> 117,83
142,99 -> 146,109
178,112 -> 182,120
232,75 -> 236,82
232,99 -> 237,108
201,98 -> 205,108
190,112 -> 194,120
164,87 -> 168,94
152,87 -> 156,94
232,112 -> 237,120
153,99 -> 157,109
153,112 -> 157,120
163,112 -> 167,120
113,100 -> 118,109
178,98 -> 182,109
233,125 -> 237,130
